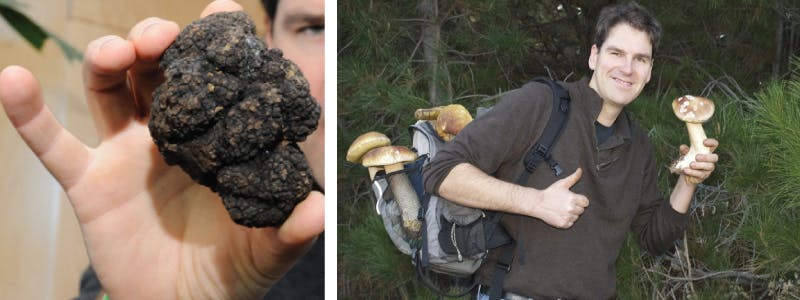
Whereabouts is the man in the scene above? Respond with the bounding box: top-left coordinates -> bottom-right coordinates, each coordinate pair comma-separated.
423,2 -> 718,299
0,0 -> 324,299
261,0 -> 325,298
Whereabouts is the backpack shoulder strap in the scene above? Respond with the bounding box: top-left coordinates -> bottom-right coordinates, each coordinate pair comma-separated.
487,77 -> 571,300
521,77 -> 571,179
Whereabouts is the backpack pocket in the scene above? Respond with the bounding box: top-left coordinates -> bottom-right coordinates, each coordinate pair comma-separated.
437,214 -> 487,259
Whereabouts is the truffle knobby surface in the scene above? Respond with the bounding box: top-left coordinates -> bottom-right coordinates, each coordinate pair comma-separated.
149,11 -> 320,228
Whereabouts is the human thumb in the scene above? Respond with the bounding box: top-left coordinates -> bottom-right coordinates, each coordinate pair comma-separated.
558,168 -> 582,188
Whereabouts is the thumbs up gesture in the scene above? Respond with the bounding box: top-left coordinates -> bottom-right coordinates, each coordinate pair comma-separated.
525,168 -> 589,229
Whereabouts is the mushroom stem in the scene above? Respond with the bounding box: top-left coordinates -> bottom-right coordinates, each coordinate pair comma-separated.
368,166 -> 383,181
672,122 -> 710,184
687,122 -> 710,154
415,107 -> 442,120
385,163 -> 421,236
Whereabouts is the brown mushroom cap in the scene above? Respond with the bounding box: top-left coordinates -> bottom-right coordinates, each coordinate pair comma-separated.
361,145 -> 418,173
346,131 -> 391,163
437,104 -> 473,137
672,95 -> 715,123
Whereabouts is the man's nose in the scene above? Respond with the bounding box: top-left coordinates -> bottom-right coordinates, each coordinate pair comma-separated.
619,58 -> 633,74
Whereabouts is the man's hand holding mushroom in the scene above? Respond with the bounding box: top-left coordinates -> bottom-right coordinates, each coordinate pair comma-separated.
669,95 -> 720,185
677,139 -> 719,184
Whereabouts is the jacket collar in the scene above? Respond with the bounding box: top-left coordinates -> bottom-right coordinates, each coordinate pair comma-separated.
570,77 -> 633,149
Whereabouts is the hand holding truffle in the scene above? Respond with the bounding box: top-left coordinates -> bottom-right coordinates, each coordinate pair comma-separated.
669,95 -> 720,184
0,1 -> 323,299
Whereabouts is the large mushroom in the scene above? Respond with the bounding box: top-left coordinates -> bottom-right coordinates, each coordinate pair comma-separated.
414,104 -> 473,141
362,145 -> 421,236
346,131 -> 391,180
669,95 -> 715,184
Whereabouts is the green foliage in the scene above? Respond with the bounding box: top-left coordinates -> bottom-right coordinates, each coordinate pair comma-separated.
339,0 -> 800,298
338,201 -> 474,300
753,67 -> 800,210
338,202 -> 414,298
0,1 -> 82,61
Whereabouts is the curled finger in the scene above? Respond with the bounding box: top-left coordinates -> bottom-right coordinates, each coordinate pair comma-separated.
127,17 -> 180,115
679,144 -> 690,155
704,138 -> 719,153
83,35 -> 137,139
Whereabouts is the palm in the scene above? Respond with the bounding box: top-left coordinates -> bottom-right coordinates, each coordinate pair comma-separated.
66,122 -> 273,298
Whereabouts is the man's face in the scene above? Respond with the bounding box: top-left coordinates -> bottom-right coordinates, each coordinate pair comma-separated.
588,23 -> 653,108
265,0 -> 324,108
265,0 -> 325,186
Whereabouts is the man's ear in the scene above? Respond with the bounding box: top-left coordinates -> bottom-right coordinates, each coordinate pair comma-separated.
263,15 -> 274,48
588,44 -> 598,71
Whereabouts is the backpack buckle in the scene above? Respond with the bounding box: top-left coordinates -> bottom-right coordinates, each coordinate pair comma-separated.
495,262 -> 511,273
547,158 -> 563,177
534,143 -> 549,156
559,99 -> 569,112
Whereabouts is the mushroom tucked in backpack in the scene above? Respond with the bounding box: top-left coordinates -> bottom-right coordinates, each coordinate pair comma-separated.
346,77 -> 573,298
362,145 -> 421,236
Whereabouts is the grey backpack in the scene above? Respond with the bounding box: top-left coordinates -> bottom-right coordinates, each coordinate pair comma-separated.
371,78 -> 571,298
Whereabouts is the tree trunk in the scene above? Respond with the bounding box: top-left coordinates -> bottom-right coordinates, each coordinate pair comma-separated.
418,0 -> 440,105
773,2 -> 786,78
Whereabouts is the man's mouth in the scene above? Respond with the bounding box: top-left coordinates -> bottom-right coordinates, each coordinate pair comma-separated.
613,77 -> 633,88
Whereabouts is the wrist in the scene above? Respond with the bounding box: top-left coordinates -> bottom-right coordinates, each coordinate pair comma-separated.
669,175 -> 696,214
510,185 -> 538,217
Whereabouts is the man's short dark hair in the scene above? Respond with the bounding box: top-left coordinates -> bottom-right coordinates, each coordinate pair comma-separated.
261,0 -> 278,23
594,1 -> 661,54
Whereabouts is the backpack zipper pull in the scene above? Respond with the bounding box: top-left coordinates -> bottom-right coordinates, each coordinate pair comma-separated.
451,223 -> 463,262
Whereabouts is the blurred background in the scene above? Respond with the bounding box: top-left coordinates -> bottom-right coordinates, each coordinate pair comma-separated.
0,1 -> 265,298
338,0 -> 800,299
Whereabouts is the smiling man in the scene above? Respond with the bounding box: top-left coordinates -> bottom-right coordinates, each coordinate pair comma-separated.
423,2 -> 719,299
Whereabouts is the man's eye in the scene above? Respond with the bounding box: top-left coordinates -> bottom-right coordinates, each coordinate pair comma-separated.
300,25 -> 324,36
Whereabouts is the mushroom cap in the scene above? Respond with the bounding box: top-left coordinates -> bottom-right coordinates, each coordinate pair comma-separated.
672,95 -> 715,123
346,131 -> 391,163
361,145 -> 418,168
437,104 -> 473,136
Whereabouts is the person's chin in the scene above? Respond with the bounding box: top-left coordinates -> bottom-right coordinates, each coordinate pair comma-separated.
606,92 -> 637,106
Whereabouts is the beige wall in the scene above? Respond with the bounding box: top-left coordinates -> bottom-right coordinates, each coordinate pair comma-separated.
0,1 -> 266,299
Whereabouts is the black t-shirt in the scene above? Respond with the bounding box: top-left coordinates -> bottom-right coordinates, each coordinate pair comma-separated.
595,121 -> 614,145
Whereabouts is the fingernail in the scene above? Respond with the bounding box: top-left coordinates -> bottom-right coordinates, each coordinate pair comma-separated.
96,35 -> 124,51
132,17 -> 166,39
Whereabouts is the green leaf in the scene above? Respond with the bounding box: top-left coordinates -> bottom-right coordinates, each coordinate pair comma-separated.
0,3 -> 82,61
0,3 -> 47,49
47,30 -> 83,62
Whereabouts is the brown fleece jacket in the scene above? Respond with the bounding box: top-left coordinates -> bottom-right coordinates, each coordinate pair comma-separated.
423,78 -> 690,299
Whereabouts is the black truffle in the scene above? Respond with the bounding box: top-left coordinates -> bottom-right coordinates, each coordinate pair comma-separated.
149,11 -> 320,227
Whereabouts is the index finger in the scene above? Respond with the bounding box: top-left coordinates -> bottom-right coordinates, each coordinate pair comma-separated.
0,66 -> 91,189
704,138 -> 719,152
